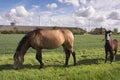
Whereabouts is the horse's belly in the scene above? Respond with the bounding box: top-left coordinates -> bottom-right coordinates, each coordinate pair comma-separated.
42,34 -> 65,49
43,43 -> 62,49
42,39 -> 64,49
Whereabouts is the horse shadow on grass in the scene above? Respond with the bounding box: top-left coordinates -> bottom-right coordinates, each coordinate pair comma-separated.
114,54 -> 120,62
1,54 -> 120,70
77,53 -> 120,65
0,64 -> 13,71
0,64 -> 67,71
77,58 -> 104,65
22,64 -> 65,69
0,59 -> 108,71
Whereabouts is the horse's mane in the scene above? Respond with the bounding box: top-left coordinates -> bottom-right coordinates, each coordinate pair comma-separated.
16,35 -> 29,51
16,29 -> 43,51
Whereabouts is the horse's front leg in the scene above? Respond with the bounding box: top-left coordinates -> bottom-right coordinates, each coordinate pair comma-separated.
110,50 -> 113,63
36,50 -> 44,68
105,50 -> 108,63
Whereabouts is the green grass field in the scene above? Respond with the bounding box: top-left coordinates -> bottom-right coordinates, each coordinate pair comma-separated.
0,34 -> 120,80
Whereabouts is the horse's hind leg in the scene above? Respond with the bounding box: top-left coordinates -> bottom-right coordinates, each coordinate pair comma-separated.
36,50 -> 44,68
64,48 -> 76,66
113,50 -> 117,61
72,51 -> 76,66
64,49 -> 70,66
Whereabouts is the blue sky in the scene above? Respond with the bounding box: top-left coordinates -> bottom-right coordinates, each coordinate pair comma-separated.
0,0 -> 73,12
0,0 -> 120,31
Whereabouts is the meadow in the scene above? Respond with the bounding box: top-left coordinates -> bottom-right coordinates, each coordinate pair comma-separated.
0,34 -> 120,80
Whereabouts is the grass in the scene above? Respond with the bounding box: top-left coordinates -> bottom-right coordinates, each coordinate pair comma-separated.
0,34 -> 120,80
0,34 -> 105,53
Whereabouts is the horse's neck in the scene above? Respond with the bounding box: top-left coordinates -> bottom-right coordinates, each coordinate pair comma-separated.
16,35 -> 30,54
109,39 -> 112,45
105,39 -> 113,47
16,42 -> 30,56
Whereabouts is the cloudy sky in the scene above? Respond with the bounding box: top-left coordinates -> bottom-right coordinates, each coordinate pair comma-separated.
0,0 -> 120,31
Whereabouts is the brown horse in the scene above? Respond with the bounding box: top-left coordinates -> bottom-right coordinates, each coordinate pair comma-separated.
104,30 -> 118,63
13,29 -> 76,69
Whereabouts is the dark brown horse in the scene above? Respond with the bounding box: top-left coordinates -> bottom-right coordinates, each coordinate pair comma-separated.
13,29 -> 76,69
104,30 -> 118,63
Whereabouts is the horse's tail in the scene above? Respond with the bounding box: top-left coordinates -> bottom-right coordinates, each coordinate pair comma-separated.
61,29 -> 74,52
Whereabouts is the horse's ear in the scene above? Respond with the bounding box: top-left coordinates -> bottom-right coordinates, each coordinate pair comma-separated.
108,30 -> 112,33
104,29 -> 107,32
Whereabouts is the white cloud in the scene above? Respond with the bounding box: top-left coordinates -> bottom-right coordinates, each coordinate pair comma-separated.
58,0 -> 87,7
74,17 -> 86,26
45,15 -> 75,26
16,6 -> 29,17
0,0 -> 120,32
58,0 -> 80,7
95,15 -> 106,22
89,0 -> 120,10
46,3 -> 57,9
75,6 -> 107,23
80,0 -> 86,4
108,11 -> 120,20
32,5 -> 39,9
74,0 -> 120,31
58,0 -> 63,3
5,6 -> 33,21
40,11 -> 52,16
76,6 -> 96,18
0,16 -> 2,20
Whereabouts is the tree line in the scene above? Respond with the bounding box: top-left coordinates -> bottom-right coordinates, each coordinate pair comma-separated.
0,26 -> 118,34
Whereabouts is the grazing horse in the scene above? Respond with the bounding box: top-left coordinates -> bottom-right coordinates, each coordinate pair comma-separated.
104,30 -> 118,63
13,29 -> 76,69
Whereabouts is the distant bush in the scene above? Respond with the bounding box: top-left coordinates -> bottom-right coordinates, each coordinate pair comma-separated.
71,28 -> 86,35
1,30 -> 13,34
53,26 -> 58,29
1,30 -> 29,34
0,27 -> 87,34
113,28 -> 118,34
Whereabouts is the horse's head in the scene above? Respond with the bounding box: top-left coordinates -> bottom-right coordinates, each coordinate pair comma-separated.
13,35 -> 30,70
105,30 -> 112,41
105,30 -> 112,34
13,51 -> 24,70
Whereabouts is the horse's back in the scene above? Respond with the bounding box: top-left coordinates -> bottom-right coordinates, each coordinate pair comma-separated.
30,29 -> 71,49
41,29 -> 66,48
29,29 -> 74,50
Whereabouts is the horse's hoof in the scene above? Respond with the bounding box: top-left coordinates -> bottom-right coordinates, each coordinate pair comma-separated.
104,60 -> 107,63
113,59 -> 115,61
63,64 -> 68,67
13,66 -> 20,70
39,65 -> 44,69
74,63 -> 77,66
14,67 -> 20,70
